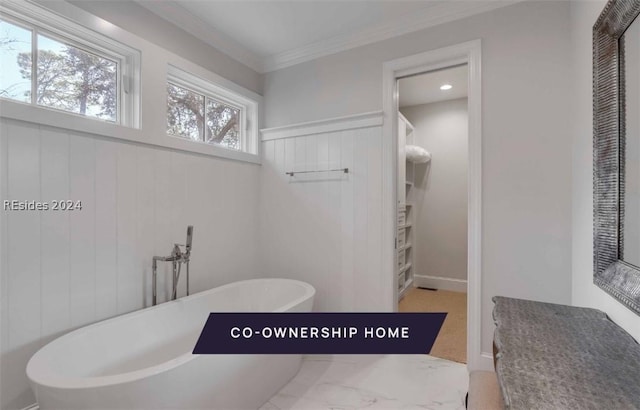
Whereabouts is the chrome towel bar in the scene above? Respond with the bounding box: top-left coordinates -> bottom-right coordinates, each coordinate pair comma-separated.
286,168 -> 349,176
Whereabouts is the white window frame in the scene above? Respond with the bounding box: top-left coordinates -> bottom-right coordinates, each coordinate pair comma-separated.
0,1 -> 260,164
0,0 -> 141,128
167,65 -> 259,155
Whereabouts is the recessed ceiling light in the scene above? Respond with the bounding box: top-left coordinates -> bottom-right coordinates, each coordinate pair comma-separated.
440,84 -> 453,91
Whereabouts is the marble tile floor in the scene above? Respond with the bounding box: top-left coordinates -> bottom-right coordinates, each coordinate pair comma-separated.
259,354 -> 468,410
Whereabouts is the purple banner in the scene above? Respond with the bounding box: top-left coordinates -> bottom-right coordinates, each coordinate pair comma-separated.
192,313 -> 446,354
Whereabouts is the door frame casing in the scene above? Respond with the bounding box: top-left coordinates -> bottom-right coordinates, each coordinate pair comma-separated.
381,39 -> 484,370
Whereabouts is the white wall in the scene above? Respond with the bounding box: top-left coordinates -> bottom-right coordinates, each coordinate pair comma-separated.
259,125 -> 384,312
401,98 -> 468,285
570,0 -> 640,341
0,2 -> 262,409
263,0 -> 574,360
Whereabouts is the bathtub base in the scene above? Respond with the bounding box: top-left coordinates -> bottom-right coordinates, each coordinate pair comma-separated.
35,354 -> 302,410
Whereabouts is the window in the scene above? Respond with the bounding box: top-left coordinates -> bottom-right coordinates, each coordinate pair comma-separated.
0,3 -> 139,126
167,66 -> 257,154
0,19 -> 31,103
0,3 -> 258,162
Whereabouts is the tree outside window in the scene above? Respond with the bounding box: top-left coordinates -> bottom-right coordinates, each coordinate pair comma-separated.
167,81 -> 241,150
1,20 -> 117,122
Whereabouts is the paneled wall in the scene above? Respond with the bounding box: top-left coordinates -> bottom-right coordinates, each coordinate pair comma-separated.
0,118 -> 261,409
259,125 -> 384,312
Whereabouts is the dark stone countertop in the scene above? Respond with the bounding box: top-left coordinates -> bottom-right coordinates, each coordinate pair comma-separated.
492,296 -> 640,410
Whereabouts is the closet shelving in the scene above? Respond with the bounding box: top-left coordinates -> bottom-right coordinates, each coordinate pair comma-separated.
397,112 -> 415,300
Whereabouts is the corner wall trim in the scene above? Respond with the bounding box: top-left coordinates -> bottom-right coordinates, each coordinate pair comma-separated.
479,353 -> 495,371
260,111 -> 384,141
414,275 -> 468,293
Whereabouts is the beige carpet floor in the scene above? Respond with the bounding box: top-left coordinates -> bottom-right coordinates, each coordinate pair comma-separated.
398,288 -> 467,363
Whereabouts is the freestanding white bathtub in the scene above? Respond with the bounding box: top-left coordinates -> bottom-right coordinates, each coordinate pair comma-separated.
27,278 -> 315,410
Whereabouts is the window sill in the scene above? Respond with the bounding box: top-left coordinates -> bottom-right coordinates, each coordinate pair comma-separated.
0,100 -> 261,165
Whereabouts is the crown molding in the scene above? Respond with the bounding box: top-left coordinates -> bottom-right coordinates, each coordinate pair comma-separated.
262,1 -> 521,72
134,0 -> 264,73
136,0 -> 522,74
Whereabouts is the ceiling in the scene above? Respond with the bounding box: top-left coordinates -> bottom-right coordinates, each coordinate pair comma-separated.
136,0 -> 520,73
175,1 -> 434,57
399,65 -> 468,107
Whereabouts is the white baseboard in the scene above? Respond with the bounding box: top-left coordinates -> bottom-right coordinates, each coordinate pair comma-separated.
21,404 -> 38,410
414,274 -> 467,293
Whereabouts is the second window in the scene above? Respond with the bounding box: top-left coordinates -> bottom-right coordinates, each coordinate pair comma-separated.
167,77 -> 243,151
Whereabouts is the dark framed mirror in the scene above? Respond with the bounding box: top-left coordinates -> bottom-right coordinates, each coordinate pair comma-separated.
593,0 -> 640,314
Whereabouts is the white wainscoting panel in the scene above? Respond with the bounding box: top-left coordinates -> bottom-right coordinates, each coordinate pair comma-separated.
40,129 -> 71,337
0,118 -> 261,410
94,139 -> 118,320
69,134 -> 97,327
259,125 -> 384,312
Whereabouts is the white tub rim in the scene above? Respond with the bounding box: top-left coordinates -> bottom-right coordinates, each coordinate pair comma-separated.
26,278 -> 315,390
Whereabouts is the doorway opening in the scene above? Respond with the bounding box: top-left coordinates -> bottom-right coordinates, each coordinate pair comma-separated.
396,65 -> 469,364
382,40 -> 482,370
